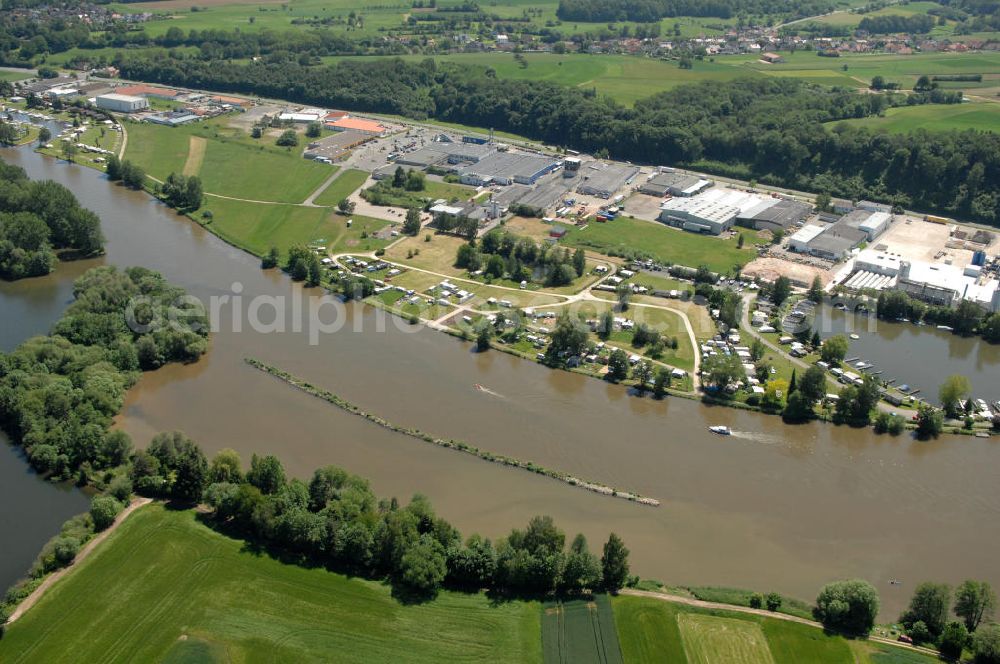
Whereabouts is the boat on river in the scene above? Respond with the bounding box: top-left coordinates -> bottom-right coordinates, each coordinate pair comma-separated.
850,333 -> 860,340
709,425 -> 732,436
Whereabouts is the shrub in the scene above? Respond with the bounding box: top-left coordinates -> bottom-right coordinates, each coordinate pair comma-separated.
90,495 -> 123,531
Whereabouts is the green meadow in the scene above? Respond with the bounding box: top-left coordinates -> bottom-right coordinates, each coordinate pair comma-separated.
0,504 -> 543,664
312,167 -> 370,207
200,197 -> 392,256
123,119 -> 333,203
560,215 -> 756,273
829,101 -> 1000,133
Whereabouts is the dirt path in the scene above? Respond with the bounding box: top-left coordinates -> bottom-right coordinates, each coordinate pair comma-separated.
620,588 -> 939,658
117,122 -> 128,160
182,135 -> 206,176
6,497 -> 152,625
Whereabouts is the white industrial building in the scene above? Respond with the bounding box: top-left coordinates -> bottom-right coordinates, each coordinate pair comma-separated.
95,93 -> 149,113
789,224 -> 826,252
658,189 -> 768,235
843,249 -> 1000,312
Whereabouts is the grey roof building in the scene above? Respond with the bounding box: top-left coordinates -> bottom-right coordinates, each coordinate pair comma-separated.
737,198 -> 812,233
576,162 -> 640,198
639,172 -> 712,197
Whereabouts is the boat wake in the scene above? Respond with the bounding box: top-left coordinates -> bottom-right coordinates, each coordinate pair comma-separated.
474,383 -> 505,399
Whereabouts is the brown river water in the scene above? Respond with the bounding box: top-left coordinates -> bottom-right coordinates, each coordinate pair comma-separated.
1,146 -> 998,617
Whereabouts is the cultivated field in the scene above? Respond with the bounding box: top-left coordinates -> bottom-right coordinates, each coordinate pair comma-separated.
561,216 -> 756,274
542,595 -> 624,664
611,596 -> 937,664
0,504 -> 544,663
678,613 -> 776,664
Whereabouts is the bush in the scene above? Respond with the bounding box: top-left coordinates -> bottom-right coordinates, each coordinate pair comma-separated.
90,495 -> 123,531
52,536 -> 81,567
939,621 -> 968,661
766,592 -> 782,611
749,592 -> 764,608
109,475 -> 133,503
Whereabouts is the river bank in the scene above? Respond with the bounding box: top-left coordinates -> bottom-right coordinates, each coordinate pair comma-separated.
4,144 -> 1000,618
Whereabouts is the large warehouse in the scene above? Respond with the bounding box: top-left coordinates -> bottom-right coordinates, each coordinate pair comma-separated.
95,93 -> 148,113
577,162 -> 640,198
658,189 -> 769,235
639,171 -> 712,197
456,152 -> 560,186
736,197 -> 813,233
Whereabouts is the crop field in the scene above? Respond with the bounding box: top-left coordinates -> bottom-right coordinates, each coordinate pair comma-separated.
611,596 -> 935,664
830,101 -> 1000,133
542,595 -> 623,664
313,168 -> 370,207
0,505 -> 543,663
560,216 -> 755,274
679,614 -> 776,664
731,50 -> 1000,92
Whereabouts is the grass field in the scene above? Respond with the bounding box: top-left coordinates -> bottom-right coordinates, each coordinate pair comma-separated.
829,101 -> 1000,133
313,168 -> 372,207
123,119 -> 332,202
0,70 -> 33,82
542,595 -> 623,664
0,504 -> 543,663
561,216 -> 755,273
201,197 -> 390,257
612,596 -> 935,664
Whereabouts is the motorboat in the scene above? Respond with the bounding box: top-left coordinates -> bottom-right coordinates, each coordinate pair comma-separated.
709,425 -> 732,436
849,333 -> 860,340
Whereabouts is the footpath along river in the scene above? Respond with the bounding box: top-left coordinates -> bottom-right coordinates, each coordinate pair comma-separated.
1,146 -> 998,617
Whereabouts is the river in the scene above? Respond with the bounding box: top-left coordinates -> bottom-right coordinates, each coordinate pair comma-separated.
1,145 -> 999,618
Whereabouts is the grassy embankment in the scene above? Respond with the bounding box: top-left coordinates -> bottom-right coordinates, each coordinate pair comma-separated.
0,504 -> 543,663
829,102 -> 1000,133
613,595 -> 938,664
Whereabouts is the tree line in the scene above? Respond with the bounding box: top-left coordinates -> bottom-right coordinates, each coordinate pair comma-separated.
876,289 -> 1000,342
115,56 -> 1000,226
125,437 -> 632,600
857,13 -> 936,34
0,159 -> 104,280
555,0 -> 837,22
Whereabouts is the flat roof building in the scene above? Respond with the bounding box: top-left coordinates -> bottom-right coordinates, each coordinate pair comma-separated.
639,171 -> 712,197
395,145 -> 450,168
95,93 -> 149,113
838,209 -> 892,241
737,197 -> 812,233
327,116 -> 387,135
788,224 -> 826,253
303,129 -> 373,162
659,197 -> 738,235
457,152 -> 561,186
577,162 -> 640,198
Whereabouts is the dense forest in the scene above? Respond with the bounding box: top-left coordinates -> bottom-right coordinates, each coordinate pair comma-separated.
0,160 -> 104,280
555,0 -> 837,22
117,56 -> 1000,225
0,266 -> 209,479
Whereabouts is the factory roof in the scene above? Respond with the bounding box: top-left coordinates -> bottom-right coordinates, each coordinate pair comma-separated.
789,224 -> 826,244
739,197 -> 812,228
660,197 -> 740,225
395,145 -> 450,167
808,225 -> 867,256
459,152 -> 559,181
578,162 -> 640,193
